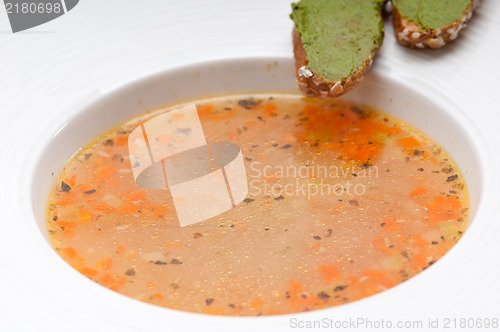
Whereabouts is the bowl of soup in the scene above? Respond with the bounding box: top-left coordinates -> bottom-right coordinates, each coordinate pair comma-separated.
30,57 -> 484,324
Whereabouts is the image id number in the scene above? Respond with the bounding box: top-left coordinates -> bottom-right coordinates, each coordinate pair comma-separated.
5,2 -> 62,14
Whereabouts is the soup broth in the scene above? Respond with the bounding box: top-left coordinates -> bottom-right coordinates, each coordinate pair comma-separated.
47,94 -> 468,315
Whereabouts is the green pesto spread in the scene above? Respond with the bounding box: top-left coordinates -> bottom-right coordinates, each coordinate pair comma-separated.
290,0 -> 384,83
393,0 -> 472,30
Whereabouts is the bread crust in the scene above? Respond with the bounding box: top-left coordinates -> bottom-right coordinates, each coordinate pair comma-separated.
393,0 -> 480,49
292,29 -> 376,99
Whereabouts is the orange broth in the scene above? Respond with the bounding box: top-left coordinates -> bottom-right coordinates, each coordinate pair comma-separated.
46,94 -> 468,315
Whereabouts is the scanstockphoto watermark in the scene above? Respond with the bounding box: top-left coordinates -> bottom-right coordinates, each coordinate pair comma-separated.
289,317 -> 499,330
289,317 -> 423,330
248,161 -> 379,199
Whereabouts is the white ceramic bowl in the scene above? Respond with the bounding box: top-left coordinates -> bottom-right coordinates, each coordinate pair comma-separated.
29,57 -> 487,331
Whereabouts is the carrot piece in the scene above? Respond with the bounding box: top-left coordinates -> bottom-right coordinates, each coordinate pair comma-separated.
96,165 -> 115,181
61,228 -> 75,238
423,195 -> 461,222
153,293 -> 164,301
203,307 -> 225,315
115,276 -> 127,289
250,298 -> 265,309
96,258 -> 113,271
342,142 -> 359,161
115,135 -> 128,147
197,104 -> 213,117
117,203 -> 139,214
319,265 -> 341,282
303,105 -> 319,115
362,270 -> 386,279
357,143 -> 381,162
411,252 -> 427,270
287,281 -> 323,308
94,202 -> 115,213
56,221 -> 77,229
64,174 -> 77,187
55,191 -> 76,206
310,242 -> 322,252
385,126 -> 401,135
346,275 -> 359,284
411,234 -> 427,248
380,278 -> 397,289
72,257 -> 87,269
410,187 -> 429,198
262,103 -> 277,117
100,273 -> 116,287
153,204 -> 168,216
409,235 -> 429,270
79,209 -> 92,223
115,245 -> 126,254
288,281 -> 304,297
62,247 -> 78,259
79,267 -> 99,278
397,136 -> 421,150
210,109 -> 235,121
102,258 -> 113,271
126,191 -> 146,202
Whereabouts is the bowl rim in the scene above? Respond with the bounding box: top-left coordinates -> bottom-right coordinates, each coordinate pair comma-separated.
27,55 -> 490,326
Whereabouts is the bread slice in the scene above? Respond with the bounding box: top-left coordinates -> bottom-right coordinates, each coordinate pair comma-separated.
290,0 -> 385,98
392,0 -> 480,49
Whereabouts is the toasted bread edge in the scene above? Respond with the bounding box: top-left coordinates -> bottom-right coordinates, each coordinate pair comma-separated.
292,29 -> 376,99
393,0 -> 480,49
